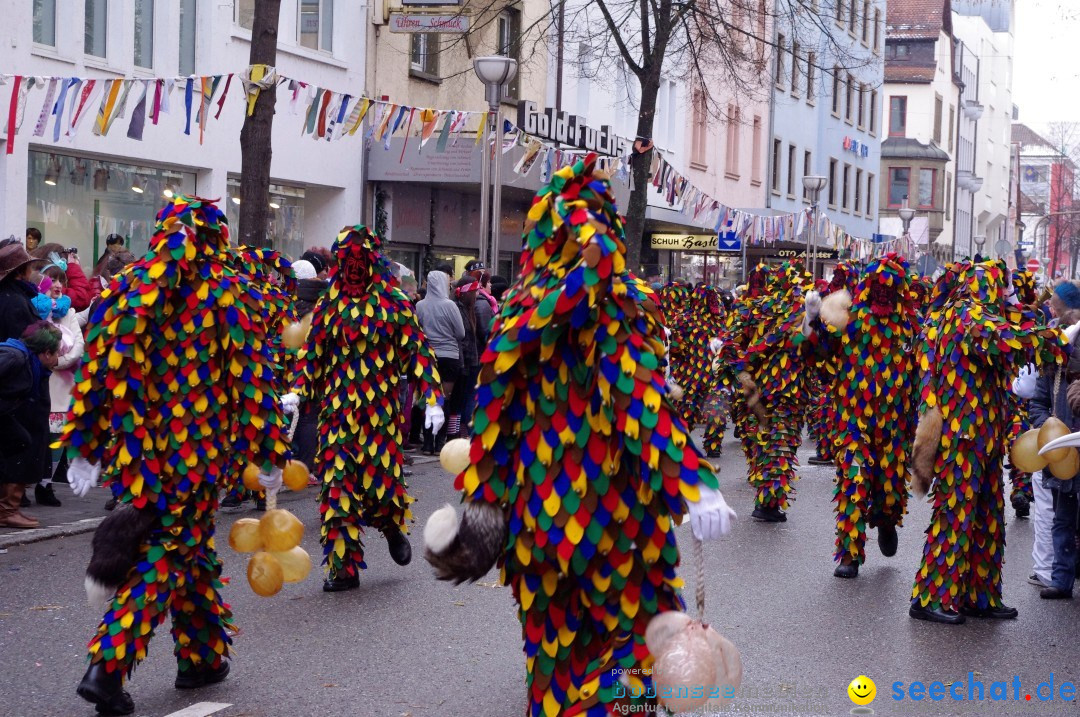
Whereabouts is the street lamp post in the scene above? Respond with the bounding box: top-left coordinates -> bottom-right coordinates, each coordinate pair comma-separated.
473,56 -> 518,272
898,204 -> 916,258
974,234 -> 986,260
802,175 -> 827,277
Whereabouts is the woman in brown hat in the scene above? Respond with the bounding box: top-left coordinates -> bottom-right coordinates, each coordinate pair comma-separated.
0,241 -> 46,342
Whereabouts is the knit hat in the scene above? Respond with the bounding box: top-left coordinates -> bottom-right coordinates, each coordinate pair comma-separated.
292,260 -> 317,280
1055,282 -> 1080,310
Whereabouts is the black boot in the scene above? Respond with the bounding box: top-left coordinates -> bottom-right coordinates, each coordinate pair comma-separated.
877,524 -> 898,557
35,483 -> 62,507
833,559 -> 859,578
422,427 -> 435,456
104,497 -> 118,511
807,454 -> 833,466
959,603 -> 1019,619
20,493 -> 31,508
908,603 -> 965,625
434,424 -> 449,454
220,494 -> 243,509
175,659 -> 230,689
1011,494 -> 1031,519
750,506 -> 787,522
323,571 -> 360,592
76,662 -> 135,716
385,529 -> 412,566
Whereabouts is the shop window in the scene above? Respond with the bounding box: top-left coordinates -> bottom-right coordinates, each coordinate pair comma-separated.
27,151 -> 196,262
888,167 -> 910,207
34,0 -> 56,46
134,0 -> 154,69
411,33 -> 440,78
299,0 -> 333,52
497,9 -> 522,100
85,0 -> 107,58
889,96 -> 907,137
226,178 -> 306,260
179,0 -> 197,76
235,0 -> 255,30
918,168 -> 936,208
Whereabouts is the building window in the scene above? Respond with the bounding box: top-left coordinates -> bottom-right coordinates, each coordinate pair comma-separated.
831,66 -> 841,115
835,0 -> 844,25
497,10 -> 522,100
772,138 -> 782,193
134,0 -> 154,69
874,9 -> 881,50
886,44 -> 911,60
848,0 -> 857,33
757,0 -> 767,63
791,42 -> 801,95
842,163 -> 851,210
299,0 -> 333,52
410,34 -> 440,77
888,167 -> 910,207
776,34 -> 787,87
751,116 -> 763,184
861,0 -> 870,43
807,52 -> 817,102
866,173 -> 875,216
869,89 -> 878,134
945,172 -> 952,218
889,96 -> 907,136
725,105 -> 741,177
787,144 -> 797,197
33,0 -> 56,46
803,151 -> 812,200
948,105 -> 955,152
933,94 -> 943,145
692,89 -> 708,166
918,168 -> 936,208
235,0 -> 255,30
84,0 -> 107,58
845,75 -> 854,123
828,158 -> 838,207
179,0 -> 197,76
857,84 -> 866,128
854,168 -> 863,213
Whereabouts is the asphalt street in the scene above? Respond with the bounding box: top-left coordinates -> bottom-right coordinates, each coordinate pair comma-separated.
2,431 -> 1078,717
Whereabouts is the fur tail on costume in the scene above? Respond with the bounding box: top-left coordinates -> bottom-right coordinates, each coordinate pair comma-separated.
820,289 -> 852,331
737,371 -> 769,424
85,503 -> 156,606
667,381 -> 684,401
911,406 -> 944,497
424,502 -> 507,585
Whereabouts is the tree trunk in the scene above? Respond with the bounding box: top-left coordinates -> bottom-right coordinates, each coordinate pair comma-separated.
238,0 -> 282,247
623,74 -> 662,276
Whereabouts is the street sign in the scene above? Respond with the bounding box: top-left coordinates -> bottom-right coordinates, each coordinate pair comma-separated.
717,233 -> 742,252
995,239 -> 1012,257
1027,258 -> 1041,273
915,254 -> 939,277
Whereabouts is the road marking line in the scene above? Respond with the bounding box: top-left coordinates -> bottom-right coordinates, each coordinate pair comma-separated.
162,702 -> 233,717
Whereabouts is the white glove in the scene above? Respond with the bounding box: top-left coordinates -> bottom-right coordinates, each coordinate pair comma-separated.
804,290 -> 822,320
281,392 -> 300,415
258,467 -> 283,496
425,404 -> 445,435
1065,321 -> 1080,344
69,456 -> 101,498
686,485 -> 737,542
709,337 -> 723,355
1012,364 -> 1037,400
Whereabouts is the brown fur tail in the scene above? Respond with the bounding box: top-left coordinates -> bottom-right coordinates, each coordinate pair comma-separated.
911,406 -> 944,497
737,371 -> 770,424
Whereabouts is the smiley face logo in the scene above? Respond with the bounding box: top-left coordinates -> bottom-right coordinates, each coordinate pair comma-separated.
848,675 -> 877,706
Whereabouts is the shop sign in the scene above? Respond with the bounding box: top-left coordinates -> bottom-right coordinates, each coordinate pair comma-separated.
771,247 -> 839,261
402,0 -> 463,6
650,233 -> 720,251
389,13 -> 470,32
517,101 -> 632,157
843,136 -> 870,158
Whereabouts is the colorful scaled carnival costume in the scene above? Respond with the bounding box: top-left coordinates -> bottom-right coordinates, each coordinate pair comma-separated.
287,226 -> 443,592
809,255 -> 917,577
908,261 -> 1066,624
1005,269 -> 1040,517
669,284 -> 729,456
728,262 -> 815,522
65,197 -> 293,716
423,155 -> 735,716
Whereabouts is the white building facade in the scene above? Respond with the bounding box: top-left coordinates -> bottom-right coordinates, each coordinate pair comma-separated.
1,0 -> 367,263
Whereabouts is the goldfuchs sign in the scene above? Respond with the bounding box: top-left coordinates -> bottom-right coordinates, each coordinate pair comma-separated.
516,101 -> 632,157
388,13 -> 469,32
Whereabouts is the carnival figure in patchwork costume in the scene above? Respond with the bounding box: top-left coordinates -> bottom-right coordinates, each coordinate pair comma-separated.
286,226 -> 443,593
728,262 -> 816,522
807,255 -> 918,578
1004,269 -> 1040,518
65,197 -> 293,716
422,155 -> 736,716
669,284 -> 729,457
908,260 -> 1067,624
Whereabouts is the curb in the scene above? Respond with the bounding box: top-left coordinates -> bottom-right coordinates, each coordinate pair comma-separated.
0,516 -> 104,550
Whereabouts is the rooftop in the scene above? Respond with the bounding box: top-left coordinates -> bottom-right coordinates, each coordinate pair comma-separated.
882,137 -> 951,161
886,0 -> 953,40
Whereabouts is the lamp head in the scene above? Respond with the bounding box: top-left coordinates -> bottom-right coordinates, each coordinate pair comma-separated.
473,56 -> 518,87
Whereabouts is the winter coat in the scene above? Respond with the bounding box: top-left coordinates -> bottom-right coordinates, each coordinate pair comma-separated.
49,308 -> 85,415
456,302 -> 484,371
415,271 -> 465,360
1028,344 -> 1080,494
64,261 -> 93,311
0,340 -> 51,484
0,277 -> 37,342
294,278 -> 327,318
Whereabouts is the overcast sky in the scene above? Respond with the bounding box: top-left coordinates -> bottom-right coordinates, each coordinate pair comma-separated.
1013,0 -> 1080,131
